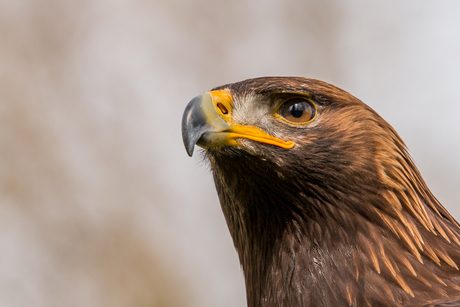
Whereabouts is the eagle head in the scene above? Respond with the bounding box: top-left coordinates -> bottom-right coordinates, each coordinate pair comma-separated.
182,77 -> 460,307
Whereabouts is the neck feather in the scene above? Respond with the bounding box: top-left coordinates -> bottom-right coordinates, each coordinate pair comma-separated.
208,137 -> 460,306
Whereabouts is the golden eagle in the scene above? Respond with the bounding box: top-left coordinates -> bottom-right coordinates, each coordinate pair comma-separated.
181,77 -> 460,307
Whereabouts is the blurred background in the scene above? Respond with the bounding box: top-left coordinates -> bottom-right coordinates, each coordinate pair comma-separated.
0,0 -> 459,306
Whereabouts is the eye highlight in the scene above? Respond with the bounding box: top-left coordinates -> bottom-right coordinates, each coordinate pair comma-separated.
277,98 -> 316,124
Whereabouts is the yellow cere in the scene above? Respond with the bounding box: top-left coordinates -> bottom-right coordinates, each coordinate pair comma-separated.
208,90 -> 234,123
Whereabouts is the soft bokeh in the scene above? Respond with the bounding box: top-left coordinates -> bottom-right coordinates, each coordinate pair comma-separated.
0,1 -> 459,306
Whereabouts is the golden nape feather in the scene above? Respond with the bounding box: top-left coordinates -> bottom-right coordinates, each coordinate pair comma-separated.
182,77 -> 460,307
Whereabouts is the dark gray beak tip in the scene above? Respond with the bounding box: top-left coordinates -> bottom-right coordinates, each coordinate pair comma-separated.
182,95 -> 207,157
185,145 -> 194,157
184,139 -> 195,157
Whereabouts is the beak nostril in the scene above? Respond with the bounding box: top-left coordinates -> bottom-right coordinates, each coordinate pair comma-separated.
217,103 -> 228,115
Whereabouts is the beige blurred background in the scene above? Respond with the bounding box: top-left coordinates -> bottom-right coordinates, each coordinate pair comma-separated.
0,1 -> 459,306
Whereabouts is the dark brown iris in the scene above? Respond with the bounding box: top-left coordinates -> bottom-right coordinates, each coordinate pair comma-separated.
279,98 -> 315,123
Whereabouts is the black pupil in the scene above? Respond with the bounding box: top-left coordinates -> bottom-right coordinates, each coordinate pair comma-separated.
289,102 -> 306,118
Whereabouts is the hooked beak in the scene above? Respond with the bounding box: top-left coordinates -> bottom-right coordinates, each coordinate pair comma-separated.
181,90 -> 294,156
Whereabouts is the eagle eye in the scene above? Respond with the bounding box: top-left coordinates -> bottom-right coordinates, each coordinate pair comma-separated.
278,98 -> 316,124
